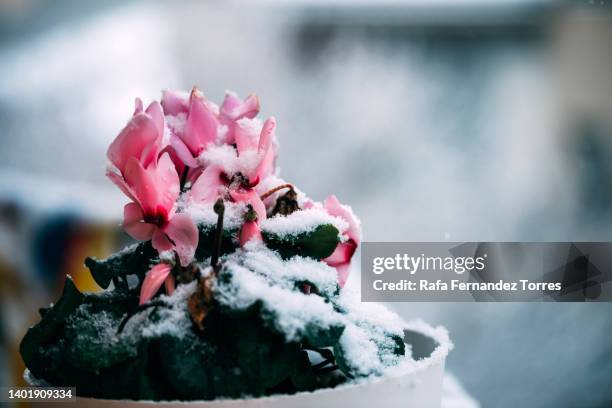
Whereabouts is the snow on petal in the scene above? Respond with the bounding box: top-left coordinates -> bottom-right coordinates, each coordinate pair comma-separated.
161,89 -> 189,116
235,118 -> 261,154
220,91 -> 259,121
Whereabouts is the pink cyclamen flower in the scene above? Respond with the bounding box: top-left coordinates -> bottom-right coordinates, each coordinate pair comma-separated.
110,152 -> 198,266
220,91 -> 260,144
107,98 -> 164,175
163,88 -> 219,167
235,117 -> 276,185
322,195 -> 361,288
139,263 -> 175,305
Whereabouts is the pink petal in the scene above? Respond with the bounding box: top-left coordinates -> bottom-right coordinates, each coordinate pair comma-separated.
230,189 -> 267,221
169,133 -> 199,167
335,262 -> 352,289
106,169 -> 139,205
324,241 -> 358,288
145,101 -> 165,137
124,157 -> 159,216
324,195 -> 361,244
221,92 -> 260,121
155,153 -> 181,214
303,199 -> 315,210
234,120 -> 259,154
152,228 -> 173,253
124,154 -> 179,217
324,240 -> 357,265
182,91 -> 218,156
107,113 -> 160,174
239,220 -> 263,246
134,98 -> 144,115
249,117 -> 276,183
164,213 -> 199,266
123,202 -> 156,240
220,92 -> 242,115
139,263 -> 172,305
161,90 -> 189,116
258,117 -> 275,155
190,164 -> 225,203
160,145 -> 186,180
254,144 -> 275,182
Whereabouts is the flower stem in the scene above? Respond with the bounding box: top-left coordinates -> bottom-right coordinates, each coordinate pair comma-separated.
180,166 -> 190,192
260,184 -> 294,201
211,198 -> 225,272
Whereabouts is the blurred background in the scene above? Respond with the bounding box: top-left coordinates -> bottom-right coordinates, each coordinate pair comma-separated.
1,0 -> 612,406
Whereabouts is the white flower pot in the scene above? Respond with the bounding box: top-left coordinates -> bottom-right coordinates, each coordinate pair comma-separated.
26,320 -> 451,408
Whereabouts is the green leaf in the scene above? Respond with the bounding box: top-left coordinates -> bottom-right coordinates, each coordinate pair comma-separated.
290,351 -> 318,392
85,241 -> 156,289
257,305 -> 344,349
204,303 -> 301,396
20,277 -> 84,380
63,303 -> 138,372
263,224 -> 340,260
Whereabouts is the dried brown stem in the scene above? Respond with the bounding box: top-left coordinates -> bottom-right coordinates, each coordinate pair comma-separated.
260,184 -> 294,201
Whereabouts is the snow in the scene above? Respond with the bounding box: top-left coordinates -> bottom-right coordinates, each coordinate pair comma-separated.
212,246 -> 417,377
339,323 -> 384,375
336,289 -> 406,335
165,112 -> 187,136
122,281 -> 197,339
187,200 -> 246,229
240,242 -> 339,298
261,208 -> 348,237
214,247 -> 344,342
236,117 -> 263,139
197,144 -> 263,181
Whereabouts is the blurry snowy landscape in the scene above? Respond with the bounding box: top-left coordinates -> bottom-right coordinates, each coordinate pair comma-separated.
1,0 -> 612,407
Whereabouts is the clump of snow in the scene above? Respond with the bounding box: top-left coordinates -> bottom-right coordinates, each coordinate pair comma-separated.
261,208 -> 348,238
198,144 -> 239,172
187,200 -> 245,229
240,242 -> 339,298
336,289 -> 406,335
339,323 -> 384,376
214,247 -> 343,342
122,281 -> 197,340
165,112 -> 186,137
198,141 -> 268,179
216,124 -> 229,144
236,117 -> 263,139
